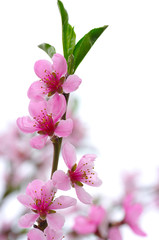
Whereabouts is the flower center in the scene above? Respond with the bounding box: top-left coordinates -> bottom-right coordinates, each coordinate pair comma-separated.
68,169 -> 84,183
33,108 -> 55,136
68,162 -> 95,185
31,188 -> 56,218
41,70 -> 65,96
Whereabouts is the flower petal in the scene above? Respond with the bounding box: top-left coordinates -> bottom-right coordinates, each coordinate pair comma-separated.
62,142 -> 77,169
63,74 -> 82,93
41,180 -> 57,201
18,213 -> 39,228
44,227 -> 63,240
28,228 -> 45,240
16,117 -> 36,133
83,172 -> 102,187
75,185 -> 93,204
52,53 -> 67,78
28,98 -> 47,118
51,196 -> 76,209
47,93 -> 66,123
55,119 -> 73,138
89,205 -> 106,225
73,216 -> 96,234
26,179 -> 44,199
108,227 -> 122,240
77,154 -> 96,171
34,59 -> 52,79
129,223 -> 147,237
52,170 -> 71,191
30,135 -> 48,149
27,81 -> 47,99
47,213 -> 65,231
17,194 -> 34,208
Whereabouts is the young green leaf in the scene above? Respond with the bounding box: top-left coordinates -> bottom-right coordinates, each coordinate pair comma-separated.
73,25 -> 108,72
57,0 -> 76,62
38,43 -> 56,58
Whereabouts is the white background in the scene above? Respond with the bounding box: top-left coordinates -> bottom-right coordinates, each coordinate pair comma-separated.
0,0 -> 159,239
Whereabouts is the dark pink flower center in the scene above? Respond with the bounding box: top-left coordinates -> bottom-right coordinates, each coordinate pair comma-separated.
68,162 -> 95,185
41,70 -> 65,95
69,169 -> 84,183
33,109 -> 55,136
31,188 -> 56,217
34,198 -> 51,215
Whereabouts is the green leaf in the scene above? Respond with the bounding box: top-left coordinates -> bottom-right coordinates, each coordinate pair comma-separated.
73,25 -> 108,72
57,0 -> 76,62
38,43 -> 56,58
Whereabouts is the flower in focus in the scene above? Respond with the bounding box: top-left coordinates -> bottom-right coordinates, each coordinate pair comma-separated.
17,179 -> 76,230
28,53 -> 82,99
123,194 -> 147,237
52,142 -> 102,204
27,227 -> 63,240
73,205 -> 106,234
17,93 -> 73,149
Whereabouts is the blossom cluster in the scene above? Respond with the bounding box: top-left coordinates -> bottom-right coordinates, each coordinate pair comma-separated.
15,49 -> 104,239
0,0 -> 153,239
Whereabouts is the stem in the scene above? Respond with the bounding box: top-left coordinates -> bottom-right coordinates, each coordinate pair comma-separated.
50,93 -> 70,178
34,218 -> 48,231
50,138 -> 62,178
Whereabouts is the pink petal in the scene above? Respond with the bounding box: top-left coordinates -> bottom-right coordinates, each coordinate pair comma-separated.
26,179 -> 44,199
47,93 -> 66,123
55,119 -> 73,137
44,227 -> 63,240
89,205 -> 106,225
34,59 -> 52,79
73,216 -> 96,234
18,213 -> 39,228
123,194 -> 144,227
108,227 -> 122,240
28,98 -> 47,118
51,196 -> 76,209
75,185 -> 93,204
52,53 -> 67,78
30,135 -> 48,149
41,180 -> 57,200
126,203 -> 143,223
52,170 -> 71,190
27,81 -> 47,99
63,74 -> 82,93
17,194 -> 34,208
77,154 -> 96,171
47,213 -> 65,231
84,172 -> 102,187
28,229 -> 45,240
129,223 -> 147,237
62,142 -> 77,169
16,117 -> 36,133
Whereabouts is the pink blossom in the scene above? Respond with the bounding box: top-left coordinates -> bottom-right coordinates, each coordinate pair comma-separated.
123,194 -> 147,237
27,227 -> 63,240
52,142 -> 102,204
65,109 -> 86,148
17,93 -> 73,149
122,171 -> 140,194
73,205 -> 106,234
17,179 -> 76,230
28,53 -> 82,99
108,227 -> 122,240
0,124 -> 31,163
